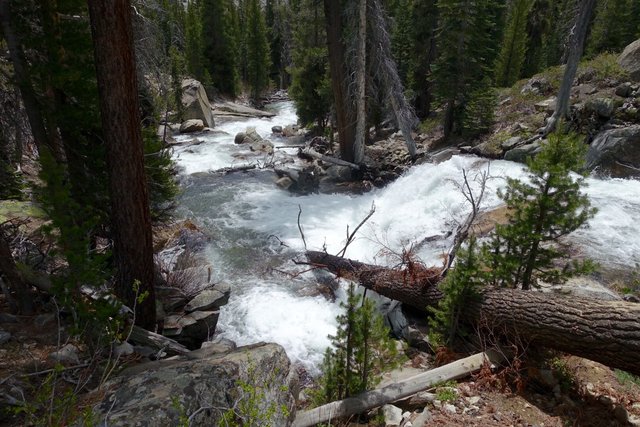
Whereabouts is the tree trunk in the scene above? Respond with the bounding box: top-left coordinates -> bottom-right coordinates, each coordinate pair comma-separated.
306,251 -> 640,375
324,0 -> 357,163
543,0 -> 596,134
353,0 -> 367,165
87,0 -> 156,330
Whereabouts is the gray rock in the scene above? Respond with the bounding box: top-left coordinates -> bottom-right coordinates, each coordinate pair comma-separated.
114,342 -> 135,359
35,313 -> 56,327
471,139 -> 503,158
549,276 -> 622,301
521,77 -> 552,96
179,119 -> 205,133
616,82 -> 634,98
443,403 -> 457,414
163,310 -> 220,349
200,337 -> 236,354
586,125 -> 640,178
184,286 -> 231,313
234,131 -> 246,145
272,125 -> 283,134
412,409 -> 432,426
0,330 -> 10,345
275,176 -> 294,190
0,313 -> 18,323
586,97 -> 616,118
95,343 -> 297,427
618,38 -> 640,81
181,78 -> 215,128
250,139 -> 274,155
382,404 -> 403,427
385,301 -> 408,339
534,97 -> 557,113
48,344 -> 80,366
282,124 -> 300,137
504,141 -> 543,163
501,136 -> 523,150
215,102 -> 276,118
430,148 -> 460,164
466,396 -> 481,405
326,165 -> 353,182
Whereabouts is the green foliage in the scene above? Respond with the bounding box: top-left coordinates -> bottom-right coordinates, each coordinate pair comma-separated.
435,380 -> 458,402
615,369 -> 640,388
587,0 -> 640,57
0,156 -> 23,200
318,284 -> 402,402
433,0 -> 502,137
220,361 -> 290,426
201,0 -> 240,97
581,52 -> 631,82
550,357 -> 575,392
484,131 -> 597,290
289,0 -> 330,130
461,78 -> 496,138
185,0 -> 206,81
495,0 -> 533,87
429,238 -> 483,346
245,0 -> 271,101
143,127 -> 179,221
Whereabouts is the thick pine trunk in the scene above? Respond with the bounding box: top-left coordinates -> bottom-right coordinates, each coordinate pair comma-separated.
324,0 -> 357,163
88,0 -> 156,330
306,251 -> 640,375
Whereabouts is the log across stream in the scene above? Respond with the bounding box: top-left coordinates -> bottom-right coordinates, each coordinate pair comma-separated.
306,250 -> 640,376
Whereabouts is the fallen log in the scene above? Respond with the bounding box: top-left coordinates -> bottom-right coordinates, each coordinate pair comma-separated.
300,147 -> 361,170
293,350 -> 503,427
306,251 -> 640,376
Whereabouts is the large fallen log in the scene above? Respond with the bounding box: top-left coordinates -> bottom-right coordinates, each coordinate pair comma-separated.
293,350 -> 502,427
306,251 -> 640,376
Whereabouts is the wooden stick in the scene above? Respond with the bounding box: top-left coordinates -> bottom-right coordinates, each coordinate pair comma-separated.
293,350 -> 502,427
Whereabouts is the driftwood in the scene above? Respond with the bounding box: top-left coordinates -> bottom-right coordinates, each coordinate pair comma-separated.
306,251 -> 640,376
300,147 -> 361,170
129,325 -> 190,356
293,350 -> 503,427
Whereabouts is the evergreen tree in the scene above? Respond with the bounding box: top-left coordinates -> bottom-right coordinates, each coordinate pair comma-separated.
201,0 -> 239,96
289,0 -> 330,130
521,0 -> 553,77
319,284 -> 400,402
246,0 -> 271,101
484,132 -> 597,290
587,0 -> 640,56
185,0 -> 206,81
495,0 -> 534,87
433,0 -> 500,138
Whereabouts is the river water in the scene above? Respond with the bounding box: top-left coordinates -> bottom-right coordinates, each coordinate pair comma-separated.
172,101 -> 640,373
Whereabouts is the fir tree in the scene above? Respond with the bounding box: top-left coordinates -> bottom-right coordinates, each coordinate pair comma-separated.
246,0 -> 271,101
495,0 -> 533,87
587,0 -> 640,56
319,284 -> 400,402
201,0 -> 239,96
185,0 -> 206,81
484,132 -> 597,290
433,0 -> 501,138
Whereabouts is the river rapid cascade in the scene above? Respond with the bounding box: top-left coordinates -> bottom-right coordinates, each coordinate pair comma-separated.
172,101 -> 640,374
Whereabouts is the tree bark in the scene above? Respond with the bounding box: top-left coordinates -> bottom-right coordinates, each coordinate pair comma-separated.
353,0 -> 367,165
324,0 -> 357,163
306,251 -> 640,375
87,0 -> 156,330
542,0 -> 596,135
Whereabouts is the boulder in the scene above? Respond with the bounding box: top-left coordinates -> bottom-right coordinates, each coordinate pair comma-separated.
234,131 -> 246,145
501,136 -> 523,150
283,124 -> 300,137
179,119 -> 205,133
250,139 -> 274,155
618,38 -> 640,82
181,78 -> 215,128
585,97 -> 616,118
521,77 -> 552,96
214,102 -> 276,118
184,285 -> 231,313
616,82 -> 634,98
586,125 -> 640,177
504,141 -> 543,163
272,125 -> 283,134
48,344 -> 80,366
382,404 -> 403,427
534,97 -> 557,113
471,139 -> 503,158
163,310 -> 220,349
94,342 -> 297,426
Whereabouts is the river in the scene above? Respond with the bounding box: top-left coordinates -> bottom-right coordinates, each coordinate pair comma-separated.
171,101 -> 640,374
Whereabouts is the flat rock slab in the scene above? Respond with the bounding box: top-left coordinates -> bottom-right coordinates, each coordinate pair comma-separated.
184,285 -> 230,313
94,342 -> 297,426
214,102 -> 276,118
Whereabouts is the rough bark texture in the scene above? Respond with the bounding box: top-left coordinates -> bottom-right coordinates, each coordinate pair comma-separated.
88,0 -> 156,330
306,251 -> 640,375
324,0 -> 357,163
353,0 -> 367,165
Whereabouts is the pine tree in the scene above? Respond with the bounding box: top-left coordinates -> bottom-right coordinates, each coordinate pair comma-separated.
521,0 -> 553,77
495,0 -> 533,87
484,132 -> 597,290
185,0 -> 206,81
246,0 -> 271,101
587,0 -> 640,56
319,284 -> 400,402
289,0 -> 330,130
201,0 -> 239,96
433,0 -> 501,138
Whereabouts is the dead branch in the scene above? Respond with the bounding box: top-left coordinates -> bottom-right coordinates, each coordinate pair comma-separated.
300,147 -> 361,170
336,203 -> 376,258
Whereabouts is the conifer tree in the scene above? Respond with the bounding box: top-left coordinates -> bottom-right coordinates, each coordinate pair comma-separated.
433,0 -> 500,138
201,0 -> 239,96
495,0 -> 533,87
587,0 -> 640,56
246,0 -> 271,101
484,132 -> 597,290
185,0 -> 206,81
